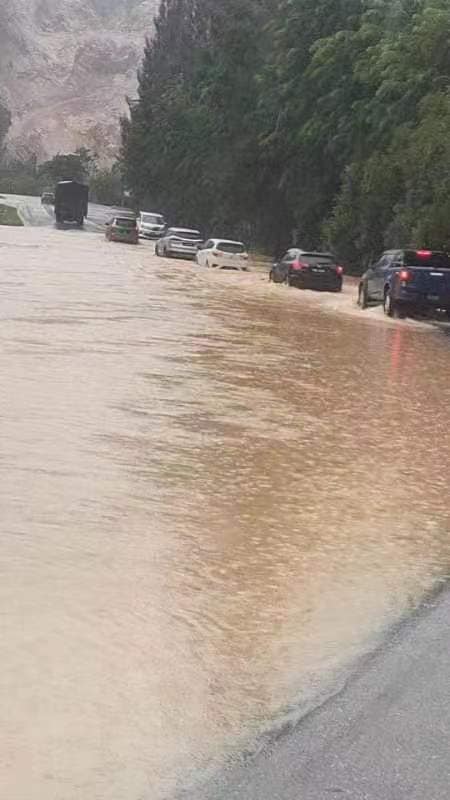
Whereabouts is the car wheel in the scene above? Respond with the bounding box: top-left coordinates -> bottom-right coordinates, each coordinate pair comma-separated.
358,283 -> 369,308
384,288 -> 404,318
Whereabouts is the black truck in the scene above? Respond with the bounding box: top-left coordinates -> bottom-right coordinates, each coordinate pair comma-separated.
54,179 -> 88,226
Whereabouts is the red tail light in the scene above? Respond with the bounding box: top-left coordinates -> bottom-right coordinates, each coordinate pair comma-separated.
399,269 -> 413,281
291,260 -> 308,271
416,250 -> 432,258
336,265 -> 344,276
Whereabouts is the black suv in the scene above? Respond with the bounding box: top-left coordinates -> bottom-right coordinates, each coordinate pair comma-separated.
270,250 -> 344,292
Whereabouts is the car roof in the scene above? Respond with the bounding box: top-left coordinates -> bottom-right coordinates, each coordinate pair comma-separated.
297,250 -> 333,257
210,238 -> 245,246
140,211 -> 164,216
168,227 -> 201,234
399,248 -> 445,255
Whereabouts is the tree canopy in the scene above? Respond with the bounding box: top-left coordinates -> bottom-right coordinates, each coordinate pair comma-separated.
0,98 -> 11,157
0,147 -> 126,202
37,148 -> 94,185
119,0 -> 450,268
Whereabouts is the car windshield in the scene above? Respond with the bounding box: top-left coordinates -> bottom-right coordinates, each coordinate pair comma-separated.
300,253 -> 334,265
404,250 -> 450,268
170,230 -> 201,239
217,242 -> 245,253
115,218 -> 136,228
142,214 -> 164,224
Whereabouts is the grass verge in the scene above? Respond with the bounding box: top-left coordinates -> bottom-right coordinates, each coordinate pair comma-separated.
0,203 -> 23,226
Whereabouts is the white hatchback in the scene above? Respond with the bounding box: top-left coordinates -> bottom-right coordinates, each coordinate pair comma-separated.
137,211 -> 166,239
196,239 -> 249,270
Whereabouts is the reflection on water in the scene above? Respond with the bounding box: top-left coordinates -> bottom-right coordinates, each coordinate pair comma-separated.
1,228 -> 450,800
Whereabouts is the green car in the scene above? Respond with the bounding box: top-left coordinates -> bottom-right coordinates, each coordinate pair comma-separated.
105,215 -> 139,244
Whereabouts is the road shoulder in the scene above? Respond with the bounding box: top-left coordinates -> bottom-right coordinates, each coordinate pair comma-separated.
188,586 -> 450,800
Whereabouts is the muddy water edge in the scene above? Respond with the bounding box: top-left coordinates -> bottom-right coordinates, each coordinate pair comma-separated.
2,226 -> 450,800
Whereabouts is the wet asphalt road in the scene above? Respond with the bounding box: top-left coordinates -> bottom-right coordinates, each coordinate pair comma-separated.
186,586 -> 450,800
0,192 -> 130,229
2,197 -> 450,800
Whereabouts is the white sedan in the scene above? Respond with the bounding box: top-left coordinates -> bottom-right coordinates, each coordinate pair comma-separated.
196,239 -> 249,270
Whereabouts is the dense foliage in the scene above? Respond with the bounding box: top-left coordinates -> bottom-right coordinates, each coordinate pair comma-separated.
0,149 -> 93,195
0,98 -> 11,158
89,164 -> 124,205
0,147 -> 125,204
122,0 -> 450,270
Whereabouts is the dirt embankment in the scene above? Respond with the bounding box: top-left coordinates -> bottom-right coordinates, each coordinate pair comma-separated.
0,203 -> 23,226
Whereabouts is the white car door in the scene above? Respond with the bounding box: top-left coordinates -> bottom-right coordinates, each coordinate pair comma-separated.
216,248 -> 227,269
199,241 -> 213,266
196,244 -> 205,265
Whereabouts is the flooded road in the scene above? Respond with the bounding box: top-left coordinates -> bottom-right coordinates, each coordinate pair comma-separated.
0,192 -> 129,230
2,224 -> 450,800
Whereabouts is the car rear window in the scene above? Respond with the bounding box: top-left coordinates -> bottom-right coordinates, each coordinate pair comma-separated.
300,253 -> 334,265
217,242 -> 245,253
404,250 -> 450,268
170,230 -> 201,240
142,214 -> 163,224
115,218 -> 136,228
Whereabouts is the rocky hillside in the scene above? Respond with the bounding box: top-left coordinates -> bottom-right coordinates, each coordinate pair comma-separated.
0,0 -> 158,161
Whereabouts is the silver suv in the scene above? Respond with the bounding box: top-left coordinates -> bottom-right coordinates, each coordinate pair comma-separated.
155,227 -> 203,259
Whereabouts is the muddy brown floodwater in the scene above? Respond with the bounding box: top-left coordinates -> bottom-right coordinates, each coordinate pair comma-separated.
2,225 -> 450,800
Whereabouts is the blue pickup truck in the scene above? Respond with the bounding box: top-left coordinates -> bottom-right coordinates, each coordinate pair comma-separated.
358,249 -> 450,316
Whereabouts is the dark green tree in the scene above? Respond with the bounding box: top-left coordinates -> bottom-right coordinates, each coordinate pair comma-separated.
90,163 -> 124,205
0,98 -> 11,158
122,0 -> 274,241
123,0 -> 450,267
38,149 -> 94,186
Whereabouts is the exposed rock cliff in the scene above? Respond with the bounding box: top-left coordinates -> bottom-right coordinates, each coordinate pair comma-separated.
0,0 -> 157,161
